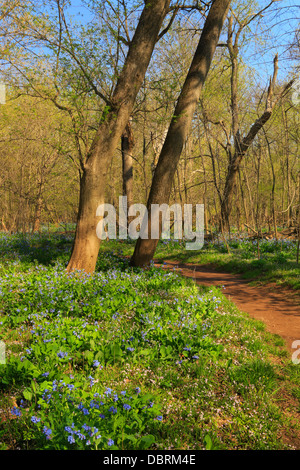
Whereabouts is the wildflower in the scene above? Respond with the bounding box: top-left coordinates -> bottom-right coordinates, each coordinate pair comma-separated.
88,375 -> 95,386
91,427 -> 99,436
11,407 -> 21,417
89,400 -> 99,409
108,406 -> 117,414
126,347 -> 134,352
67,435 -> 75,444
123,404 -> 131,411
156,416 -> 163,421
135,387 -> 141,394
31,416 -> 41,424
57,351 -> 68,359
43,426 -> 52,440
65,425 -> 74,433
108,439 -> 114,446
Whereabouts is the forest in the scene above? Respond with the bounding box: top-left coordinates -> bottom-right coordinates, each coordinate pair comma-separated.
0,0 -> 300,454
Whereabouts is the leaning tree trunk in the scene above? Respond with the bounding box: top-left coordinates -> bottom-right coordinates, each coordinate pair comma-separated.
67,0 -> 171,273
121,120 -> 134,226
130,0 -> 231,267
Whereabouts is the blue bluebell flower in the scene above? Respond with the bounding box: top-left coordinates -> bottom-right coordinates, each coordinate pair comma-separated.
57,351 -> 68,359
31,416 -> 41,423
43,426 -> 52,440
67,434 -> 75,444
11,407 -> 21,417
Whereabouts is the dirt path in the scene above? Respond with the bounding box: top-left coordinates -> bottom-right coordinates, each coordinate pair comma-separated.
155,259 -> 300,356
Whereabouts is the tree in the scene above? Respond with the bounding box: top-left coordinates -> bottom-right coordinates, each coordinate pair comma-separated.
66,0 -> 174,273
0,96 -> 78,232
130,0 -> 231,267
218,3 -> 295,231
2,0 -> 174,270
121,118 -> 134,226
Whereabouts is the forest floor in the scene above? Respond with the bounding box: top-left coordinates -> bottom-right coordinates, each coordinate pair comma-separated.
153,258 -> 300,449
154,259 -> 300,355
1,232 -> 300,450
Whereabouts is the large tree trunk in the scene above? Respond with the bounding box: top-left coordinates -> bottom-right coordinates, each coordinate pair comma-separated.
67,0 -> 171,273
130,0 -> 231,267
122,120 -> 134,225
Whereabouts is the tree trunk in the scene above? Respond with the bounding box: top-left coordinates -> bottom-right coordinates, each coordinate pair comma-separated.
131,0 -> 231,267
32,196 -> 43,233
122,120 -> 134,225
67,0 -> 171,273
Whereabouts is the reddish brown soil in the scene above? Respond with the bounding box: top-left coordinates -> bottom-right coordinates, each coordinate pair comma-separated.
155,259 -> 300,356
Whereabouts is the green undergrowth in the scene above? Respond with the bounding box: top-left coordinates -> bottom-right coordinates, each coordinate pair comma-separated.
153,236 -> 300,292
0,232 -> 299,450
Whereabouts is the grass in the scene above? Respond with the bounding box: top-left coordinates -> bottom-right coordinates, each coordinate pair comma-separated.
0,231 -> 299,450
151,235 -> 299,291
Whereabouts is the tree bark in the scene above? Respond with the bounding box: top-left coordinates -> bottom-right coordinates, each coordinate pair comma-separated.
122,120 -> 134,224
130,0 -> 231,267
67,0 -> 171,273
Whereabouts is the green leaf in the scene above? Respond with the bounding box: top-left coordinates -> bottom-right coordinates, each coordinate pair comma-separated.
204,434 -> 213,450
23,388 -> 33,401
139,435 -> 155,449
139,348 -> 152,356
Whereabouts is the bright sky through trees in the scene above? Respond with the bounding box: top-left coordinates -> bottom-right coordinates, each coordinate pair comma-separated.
64,0 -> 299,82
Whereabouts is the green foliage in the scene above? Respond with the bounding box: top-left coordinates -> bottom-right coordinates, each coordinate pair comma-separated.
153,234 -> 300,290
0,234 -> 299,450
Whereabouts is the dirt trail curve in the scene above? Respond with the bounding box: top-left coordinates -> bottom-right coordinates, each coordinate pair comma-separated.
155,259 -> 300,356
